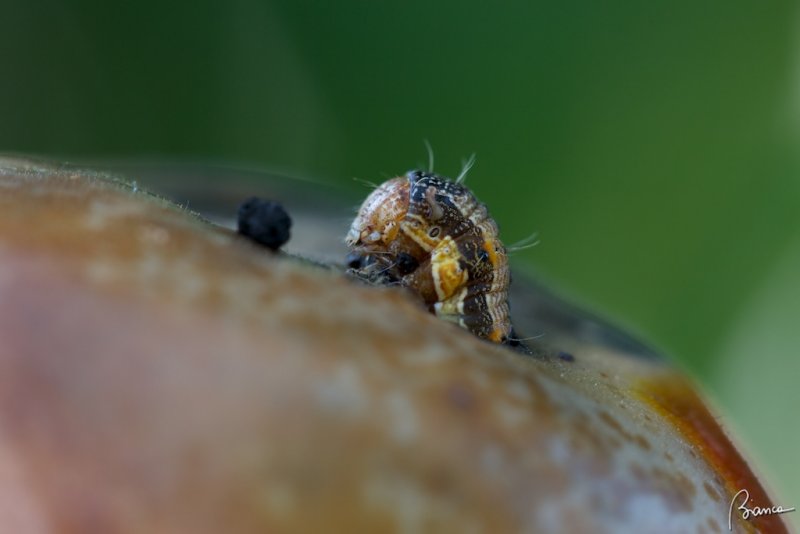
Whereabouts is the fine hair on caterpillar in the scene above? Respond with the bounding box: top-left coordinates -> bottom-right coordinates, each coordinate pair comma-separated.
507,232 -> 540,254
455,153 -> 476,184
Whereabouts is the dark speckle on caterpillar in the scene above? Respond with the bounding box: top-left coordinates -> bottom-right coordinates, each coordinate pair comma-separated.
345,169 -> 515,344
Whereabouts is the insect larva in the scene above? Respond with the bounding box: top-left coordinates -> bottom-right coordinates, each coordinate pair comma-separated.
345,170 -> 512,343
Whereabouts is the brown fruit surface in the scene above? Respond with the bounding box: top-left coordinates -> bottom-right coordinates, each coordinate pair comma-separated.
0,157 -> 787,533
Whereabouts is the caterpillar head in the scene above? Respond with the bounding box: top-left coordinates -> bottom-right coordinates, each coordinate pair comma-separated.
345,177 -> 410,249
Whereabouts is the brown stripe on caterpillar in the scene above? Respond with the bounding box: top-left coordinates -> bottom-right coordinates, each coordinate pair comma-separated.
345,169 -> 514,345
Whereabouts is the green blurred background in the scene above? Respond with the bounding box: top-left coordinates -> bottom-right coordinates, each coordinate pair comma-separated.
3,0 -> 799,522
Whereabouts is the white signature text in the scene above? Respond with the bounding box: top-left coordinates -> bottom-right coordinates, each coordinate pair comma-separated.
728,488 -> 795,530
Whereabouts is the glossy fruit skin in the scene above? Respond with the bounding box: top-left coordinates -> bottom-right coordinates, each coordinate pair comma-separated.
346,170 -> 511,343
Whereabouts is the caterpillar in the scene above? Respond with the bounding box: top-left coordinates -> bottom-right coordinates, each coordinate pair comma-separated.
345,170 -> 512,343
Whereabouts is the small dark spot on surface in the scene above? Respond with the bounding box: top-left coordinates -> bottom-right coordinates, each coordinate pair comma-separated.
598,410 -> 631,440
629,462 -> 646,481
650,467 -> 696,513
447,384 -> 475,412
634,434 -> 651,450
675,471 -> 698,498
664,451 -> 674,462
703,481 -> 721,502
599,412 -> 657,455
426,466 -> 456,494
237,197 -> 292,250
706,516 -> 721,533
558,351 -> 575,362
